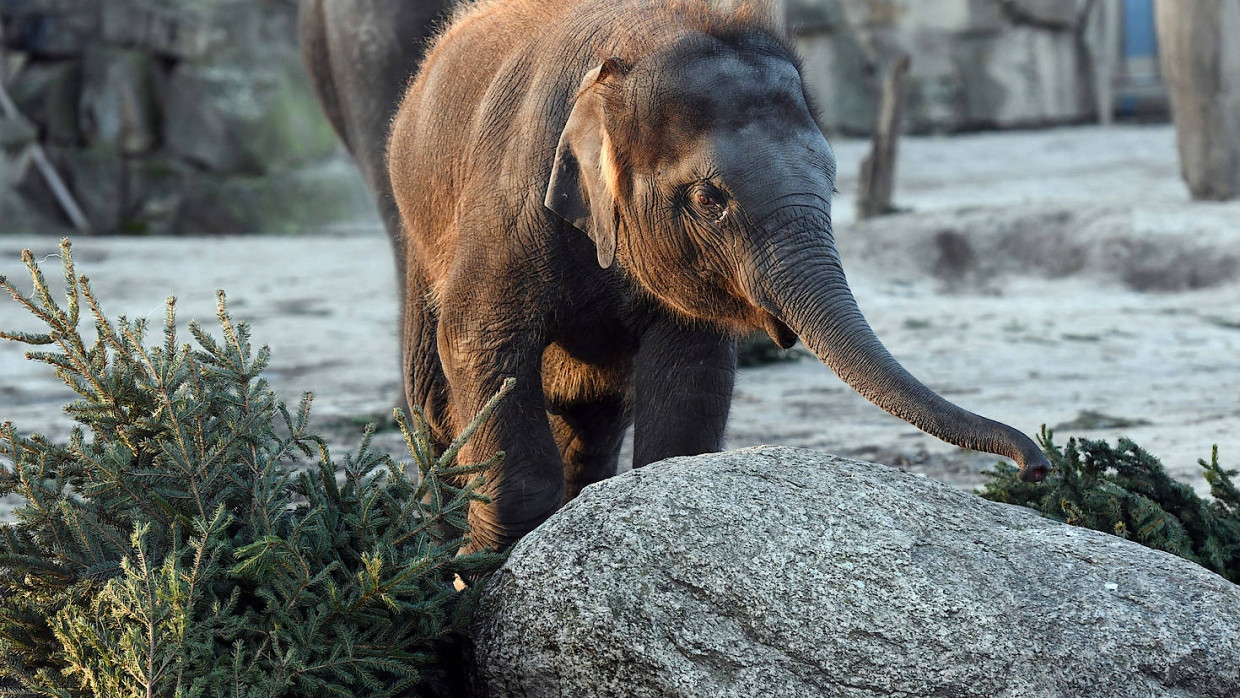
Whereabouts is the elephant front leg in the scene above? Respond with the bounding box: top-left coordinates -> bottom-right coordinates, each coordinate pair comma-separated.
632,320 -> 738,468
438,317 -> 564,553
543,344 -> 631,501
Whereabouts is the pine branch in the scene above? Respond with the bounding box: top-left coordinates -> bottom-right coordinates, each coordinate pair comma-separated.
1,243 -> 509,695
980,427 -> 1240,582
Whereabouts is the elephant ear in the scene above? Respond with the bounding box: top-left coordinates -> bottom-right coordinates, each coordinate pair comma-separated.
544,59 -> 627,269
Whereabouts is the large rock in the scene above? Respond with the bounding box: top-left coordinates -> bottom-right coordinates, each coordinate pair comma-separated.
0,175 -> 62,234
173,161 -> 373,234
0,0 -> 99,58
6,60 -> 82,145
44,145 -> 124,231
0,113 -> 37,149
161,2 -> 335,176
791,0 -> 1111,134
99,0 -> 214,60
78,47 -> 159,155
469,447 -> 1240,697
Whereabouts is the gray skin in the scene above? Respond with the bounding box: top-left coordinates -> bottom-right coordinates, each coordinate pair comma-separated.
384,0 -> 1051,553
297,0 -> 456,270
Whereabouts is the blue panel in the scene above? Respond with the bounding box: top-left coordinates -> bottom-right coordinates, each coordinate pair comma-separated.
1124,0 -> 1158,57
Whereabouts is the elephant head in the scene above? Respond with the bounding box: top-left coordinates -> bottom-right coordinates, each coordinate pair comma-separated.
545,31 -> 1051,482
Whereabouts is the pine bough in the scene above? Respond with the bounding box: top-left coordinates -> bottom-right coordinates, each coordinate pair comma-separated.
0,241 -> 507,696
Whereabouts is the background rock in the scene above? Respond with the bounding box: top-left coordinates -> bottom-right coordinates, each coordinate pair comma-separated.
78,47 -> 158,155
469,446 -> 1240,698
786,0 -> 1152,135
0,0 -> 370,234
0,110 -> 34,148
6,59 -> 81,144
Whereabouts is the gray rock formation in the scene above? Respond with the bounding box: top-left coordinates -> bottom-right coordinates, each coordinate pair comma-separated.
1,0 -> 371,234
788,0 -> 1128,135
469,446 -> 1240,698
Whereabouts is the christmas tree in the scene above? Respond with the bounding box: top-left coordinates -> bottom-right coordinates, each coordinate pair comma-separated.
0,241 -> 505,696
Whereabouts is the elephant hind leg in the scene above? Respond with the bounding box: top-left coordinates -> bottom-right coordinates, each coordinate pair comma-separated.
402,273 -> 451,454
297,0 -> 350,150
542,345 -> 632,501
548,396 -> 629,501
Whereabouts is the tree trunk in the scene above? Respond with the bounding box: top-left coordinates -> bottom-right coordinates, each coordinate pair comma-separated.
1154,0 -> 1240,200
857,54 -> 910,219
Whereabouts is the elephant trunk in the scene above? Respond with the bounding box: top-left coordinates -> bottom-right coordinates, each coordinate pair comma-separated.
758,240 -> 1052,482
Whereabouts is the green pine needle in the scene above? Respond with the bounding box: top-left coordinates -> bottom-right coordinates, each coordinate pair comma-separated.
979,426 -> 1240,582
0,241 -> 508,696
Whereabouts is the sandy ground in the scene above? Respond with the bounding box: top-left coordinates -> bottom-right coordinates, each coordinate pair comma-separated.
2,124 -> 1238,521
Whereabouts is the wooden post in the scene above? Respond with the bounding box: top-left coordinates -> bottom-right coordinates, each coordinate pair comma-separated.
1154,0 -> 1240,201
1088,0 -> 1119,126
856,54 -> 910,219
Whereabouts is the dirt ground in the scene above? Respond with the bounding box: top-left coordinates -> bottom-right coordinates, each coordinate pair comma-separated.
3,124 -> 1238,521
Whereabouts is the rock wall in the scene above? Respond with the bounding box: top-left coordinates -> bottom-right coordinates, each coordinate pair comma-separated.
789,0 -> 1118,135
1154,0 -> 1240,201
0,0 -> 372,234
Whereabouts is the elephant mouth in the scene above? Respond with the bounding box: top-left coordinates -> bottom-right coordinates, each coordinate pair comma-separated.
761,313 -> 798,349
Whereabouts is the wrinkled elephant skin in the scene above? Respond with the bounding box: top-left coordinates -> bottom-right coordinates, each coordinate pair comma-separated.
378,0 -> 1050,552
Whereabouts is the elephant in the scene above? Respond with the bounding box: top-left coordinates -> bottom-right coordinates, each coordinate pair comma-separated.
297,0 -> 457,275
385,0 -> 1052,553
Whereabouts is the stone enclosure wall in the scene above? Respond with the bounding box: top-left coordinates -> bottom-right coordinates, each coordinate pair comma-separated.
0,0 -> 370,234
790,0 -> 1120,135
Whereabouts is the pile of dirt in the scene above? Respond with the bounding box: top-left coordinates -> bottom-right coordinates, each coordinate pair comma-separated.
840,202 -> 1240,292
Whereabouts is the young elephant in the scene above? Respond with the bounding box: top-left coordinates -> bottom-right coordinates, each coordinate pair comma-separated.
388,0 -> 1051,552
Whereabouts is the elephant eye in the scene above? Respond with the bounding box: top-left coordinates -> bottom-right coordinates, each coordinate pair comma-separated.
695,191 -> 719,209
690,186 -> 728,222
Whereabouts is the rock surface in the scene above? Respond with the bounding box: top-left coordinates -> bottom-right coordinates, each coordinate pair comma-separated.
789,0 -> 1129,135
0,0 -> 367,234
469,447 -> 1240,698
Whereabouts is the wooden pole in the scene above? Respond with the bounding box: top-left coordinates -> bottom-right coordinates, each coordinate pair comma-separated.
1089,0 -> 1118,126
856,54 -> 910,219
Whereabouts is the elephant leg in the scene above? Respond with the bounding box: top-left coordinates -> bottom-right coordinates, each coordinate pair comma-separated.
632,319 -> 738,468
542,344 -> 631,500
401,269 -> 451,453
298,0 -> 349,148
547,400 -> 628,500
437,306 -> 563,553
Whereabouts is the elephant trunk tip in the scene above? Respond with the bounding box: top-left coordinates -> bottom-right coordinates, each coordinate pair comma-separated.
1016,448 -> 1053,483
